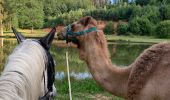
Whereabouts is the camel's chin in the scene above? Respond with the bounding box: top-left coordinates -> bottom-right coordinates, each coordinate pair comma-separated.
71,41 -> 80,48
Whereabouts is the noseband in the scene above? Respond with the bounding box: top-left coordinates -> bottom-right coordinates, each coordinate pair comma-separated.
65,24 -> 97,44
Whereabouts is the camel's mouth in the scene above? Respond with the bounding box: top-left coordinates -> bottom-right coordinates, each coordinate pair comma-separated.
57,33 -> 80,48
57,32 -> 65,40
57,26 -> 81,48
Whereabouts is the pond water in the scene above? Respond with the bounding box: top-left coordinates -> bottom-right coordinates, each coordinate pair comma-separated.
0,38 -> 152,80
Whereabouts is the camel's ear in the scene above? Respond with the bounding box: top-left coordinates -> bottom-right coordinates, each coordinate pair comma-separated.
80,16 -> 92,26
39,27 -> 56,50
11,27 -> 25,44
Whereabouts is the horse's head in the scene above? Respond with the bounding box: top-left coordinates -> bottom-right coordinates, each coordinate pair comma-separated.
12,27 -> 56,99
58,16 -> 108,60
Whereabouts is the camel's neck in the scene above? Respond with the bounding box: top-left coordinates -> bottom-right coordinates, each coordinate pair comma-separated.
83,39 -> 131,98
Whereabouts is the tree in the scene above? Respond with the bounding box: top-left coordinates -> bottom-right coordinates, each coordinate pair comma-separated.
135,0 -> 150,6
4,0 -> 44,30
17,0 -> 44,30
3,0 -> 27,30
92,0 -> 110,7
0,0 -> 7,35
0,0 -> 4,35
159,5 -> 170,20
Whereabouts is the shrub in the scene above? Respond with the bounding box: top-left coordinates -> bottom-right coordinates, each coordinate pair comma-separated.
129,17 -> 153,35
130,5 -> 161,24
155,20 -> 170,38
43,17 -> 56,28
117,22 -> 129,35
108,5 -> 133,21
84,5 -> 133,21
135,0 -> 150,6
84,9 -> 108,20
142,6 -> 161,24
130,5 -> 142,19
159,5 -> 170,20
104,21 -> 114,35
51,9 -> 84,26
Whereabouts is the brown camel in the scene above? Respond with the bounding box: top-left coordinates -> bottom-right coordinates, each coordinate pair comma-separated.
58,16 -> 170,100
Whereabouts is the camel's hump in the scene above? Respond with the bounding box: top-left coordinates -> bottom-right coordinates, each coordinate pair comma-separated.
127,42 -> 170,99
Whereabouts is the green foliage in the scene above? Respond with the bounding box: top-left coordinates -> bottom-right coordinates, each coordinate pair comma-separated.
104,21 -> 114,35
85,5 -> 133,21
135,0 -> 150,6
2,0 -> 170,38
117,22 -> 129,35
43,0 -> 94,27
155,20 -> 170,38
18,0 -> 44,29
129,5 -> 142,18
130,5 -> 161,24
129,17 -> 153,35
3,0 -> 93,29
90,9 -> 108,20
85,5 -> 161,24
135,0 -> 170,6
4,0 -> 44,29
159,5 -> 170,20
43,0 -> 94,17
11,14 -> 18,28
44,9 -> 84,27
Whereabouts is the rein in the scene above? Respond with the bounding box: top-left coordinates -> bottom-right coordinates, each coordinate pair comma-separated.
65,24 -> 97,43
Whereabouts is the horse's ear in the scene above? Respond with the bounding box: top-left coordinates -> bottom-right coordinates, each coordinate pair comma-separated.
39,27 -> 56,50
11,27 -> 25,44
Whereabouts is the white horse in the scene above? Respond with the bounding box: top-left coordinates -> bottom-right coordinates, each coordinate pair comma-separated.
0,28 -> 56,100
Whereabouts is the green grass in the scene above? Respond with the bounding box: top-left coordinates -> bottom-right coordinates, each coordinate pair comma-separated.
106,35 -> 170,43
1,29 -> 45,38
54,79 -> 124,100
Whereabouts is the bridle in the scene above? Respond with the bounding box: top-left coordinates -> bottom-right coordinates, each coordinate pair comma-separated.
37,40 -> 55,100
64,24 -> 97,44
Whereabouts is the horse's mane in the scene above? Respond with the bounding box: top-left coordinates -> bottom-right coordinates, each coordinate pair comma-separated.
127,42 -> 170,99
0,40 -> 47,100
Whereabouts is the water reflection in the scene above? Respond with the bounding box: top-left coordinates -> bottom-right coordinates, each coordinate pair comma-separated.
0,38 -> 152,80
55,72 -> 92,80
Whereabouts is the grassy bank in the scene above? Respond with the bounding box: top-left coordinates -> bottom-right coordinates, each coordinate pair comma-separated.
54,79 -> 124,100
106,35 -> 170,43
1,29 -> 170,43
1,29 -> 46,38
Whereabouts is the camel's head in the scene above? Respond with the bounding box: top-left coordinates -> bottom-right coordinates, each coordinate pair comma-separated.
58,16 -> 108,60
58,16 -> 98,45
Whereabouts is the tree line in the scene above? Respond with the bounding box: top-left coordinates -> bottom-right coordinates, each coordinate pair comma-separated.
0,0 -> 170,38
0,0 -> 100,32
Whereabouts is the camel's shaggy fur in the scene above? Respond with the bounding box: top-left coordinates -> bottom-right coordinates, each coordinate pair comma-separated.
128,42 -> 169,99
59,16 -> 170,100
